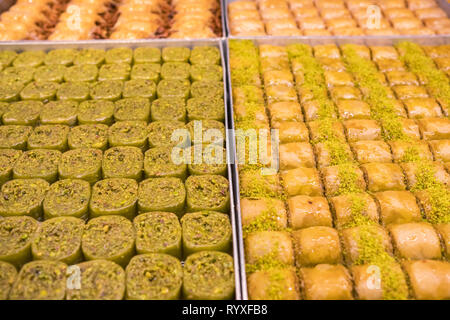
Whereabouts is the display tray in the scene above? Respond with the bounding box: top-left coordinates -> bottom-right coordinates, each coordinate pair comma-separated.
0,39 -> 241,300
226,36 -> 450,300
227,0 -> 450,39
0,0 -> 227,40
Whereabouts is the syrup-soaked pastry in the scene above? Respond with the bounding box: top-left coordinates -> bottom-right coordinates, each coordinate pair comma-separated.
49,0 -> 110,40
170,0 -> 218,38
388,222 -> 442,260
403,260 -> 450,300
0,0 -> 59,40
110,0 -> 163,39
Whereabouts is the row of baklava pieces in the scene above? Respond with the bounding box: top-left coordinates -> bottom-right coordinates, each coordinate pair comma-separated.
0,144 -> 225,183
235,78 -> 449,121
233,45 -> 450,124
244,228 -> 450,299
0,47 -> 221,67
0,212 -> 230,264
232,44 -> 450,104
1,252 -> 233,300
0,173 -> 228,218
0,97 -> 224,129
110,0 -> 220,39
0,0 -> 69,41
254,44 -> 450,80
228,0 -> 450,36
0,0 -> 220,40
255,44 -> 450,92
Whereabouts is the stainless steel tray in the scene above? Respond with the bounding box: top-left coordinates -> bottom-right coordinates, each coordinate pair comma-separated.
0,38 -> 242,300
225,35 -> 450,300
225,0 -> 450,39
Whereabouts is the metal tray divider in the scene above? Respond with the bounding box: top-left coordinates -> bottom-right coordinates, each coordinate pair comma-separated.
223,38 -> 248,300
219,39 -> 243,300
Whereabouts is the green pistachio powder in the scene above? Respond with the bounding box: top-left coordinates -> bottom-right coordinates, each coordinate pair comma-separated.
230,40 -> 450,300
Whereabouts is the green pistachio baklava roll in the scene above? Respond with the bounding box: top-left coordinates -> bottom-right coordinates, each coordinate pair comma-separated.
40,100 -> 78,126
9,260 -> 67,300
90,80 -> 123,101
190,47 -> 221,65
133,211 -> 182,258
133,47 -> 161,64
185,175 -> 229,213
106,48 -> 133,65
82,215 -> 135,267
185,119 -> 225,146
0,50 -> 18,68
190,81 -> 223,99
102,146 -> 143,180
114,97 -> 150,122
20,81 -> 59,101
68,124 -> 109,151
31,216 -> 84,264
183,251 -> 235,300
58,148 -> 103,184
56,82 -> 90,101
0,148 -> 22,185
122,79 -> 156,100
0,101 -> 8,121
0,261 -> 17,300
0,81 -> 23,102
138,177 -> 186,215
13,149 -> 61,182
77,100 -> 115,125
3,100 -> 42,126
13,51 -> 45,68
190,65 -> 223,82
162,47 -> 190,63
0,179 -> 49,218
181,211 -> 232,257
1,66 -> 34,85
131,64 -> 160,82
43,179 -> 91,220
147,120 -> 187,148
157,79 -> 190,100
0,125 -> 32,150
186,97 -> 224,122
66,259 -> 126,300
151,98 -> 186,122
27,125 -> 70,151
98,64 -> 130,82
161,62 -> 190,81
45,49 -> 78,66
74,49 -> 105,66
89,178 -> 138,220
34,65 -> 66,83
63,64 -> 98,82
187,145 -> 227,176
108,121 -> 148,150
125,253 -> 183,300
0,216 -> 38,268
144,146 -> 187,180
